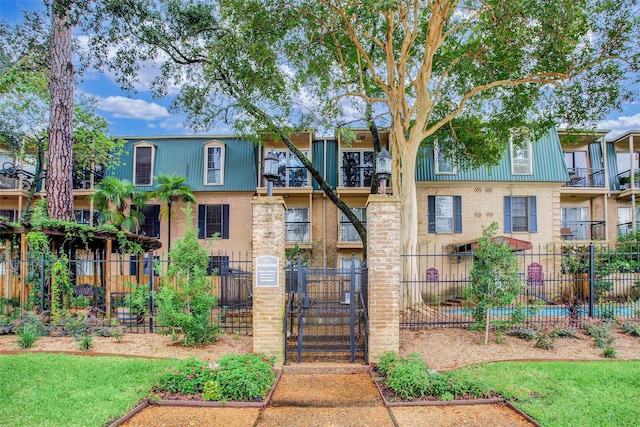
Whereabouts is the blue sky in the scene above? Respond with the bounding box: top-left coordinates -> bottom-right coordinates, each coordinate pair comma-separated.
2,0 -> 639,139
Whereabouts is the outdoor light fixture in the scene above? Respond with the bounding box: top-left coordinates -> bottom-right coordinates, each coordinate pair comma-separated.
375,149 -> 392,195
263,151 -> 279,196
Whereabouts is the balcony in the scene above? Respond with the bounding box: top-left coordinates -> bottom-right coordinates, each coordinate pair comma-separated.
273,166 -> 309,188
341,166 -> 374,188
72,165 -> 105,190
617,170 -> 640,190
562,167 -> 605,188
560,220 -> 606,241
617,222 -> 640,236
285,222 -> 310,243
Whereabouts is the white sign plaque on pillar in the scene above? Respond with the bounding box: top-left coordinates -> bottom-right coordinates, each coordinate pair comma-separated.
256,255 -> 279,288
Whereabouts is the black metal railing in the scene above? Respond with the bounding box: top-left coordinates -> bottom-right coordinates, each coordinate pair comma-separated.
273,166 -> 309,188
341,166 -> 374,188
400,243 -> 640,330
563,167 -> 605,188
560,220 -> 606,241
2,251 -> 253,335
285,222 -> 310,243
617,170 -> 640,190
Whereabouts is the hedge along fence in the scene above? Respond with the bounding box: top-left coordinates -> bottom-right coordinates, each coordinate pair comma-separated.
401,242 -> 640,329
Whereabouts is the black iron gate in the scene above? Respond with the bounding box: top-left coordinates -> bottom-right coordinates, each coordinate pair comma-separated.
284,256 -> 368,364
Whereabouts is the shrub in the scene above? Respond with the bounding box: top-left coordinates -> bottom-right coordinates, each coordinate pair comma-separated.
16,324 -> 41,349
385,353 -> 431,399
77,334 -> 93,351
535,328 -> 557,350
155,357 -> 216,395
603,345 -> 617,359
213,354 -> 275,401
155,354 -> 276,401
508,327 -> 538,340
380,352 -> 490,401
376,351 -> 399,376
155,207 -> 219,346
621,322 -> 640,337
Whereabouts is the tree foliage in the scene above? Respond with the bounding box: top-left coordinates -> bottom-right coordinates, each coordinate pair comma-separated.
154,206 -> 219,346
90,176 -> 147,232
152,173 -> 195,252
462,222 -> 523,345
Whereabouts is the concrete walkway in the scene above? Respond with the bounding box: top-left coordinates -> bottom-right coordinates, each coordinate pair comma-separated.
119,363 -> 536,427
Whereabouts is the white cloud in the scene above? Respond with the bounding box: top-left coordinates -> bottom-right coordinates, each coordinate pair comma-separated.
97,96 -> 171,120
599,112 -> 640,139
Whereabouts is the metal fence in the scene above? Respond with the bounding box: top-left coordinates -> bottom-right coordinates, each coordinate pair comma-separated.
0,251 -> 253,335
401,242 -> 640,329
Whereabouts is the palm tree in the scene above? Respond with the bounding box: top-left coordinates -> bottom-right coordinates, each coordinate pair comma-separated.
90,176 -> 147,232
152,174 -> 195,252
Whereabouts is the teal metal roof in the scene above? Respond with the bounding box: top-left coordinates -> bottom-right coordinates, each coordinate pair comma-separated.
107,136 -> 258,192
416,127 -> 569,182
312,139 -> 338,190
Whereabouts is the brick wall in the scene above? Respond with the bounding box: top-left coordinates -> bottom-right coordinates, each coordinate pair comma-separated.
251,196 -> 286,367
366,195 -> 401,362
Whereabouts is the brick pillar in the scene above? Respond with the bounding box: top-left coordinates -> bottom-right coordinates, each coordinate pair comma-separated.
366,195 -> 401,362
252,196 -> 286,367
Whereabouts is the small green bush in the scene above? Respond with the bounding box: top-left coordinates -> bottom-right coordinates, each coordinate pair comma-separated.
603,345 -> 617,359
155,357 -> 216,394
621,322 -> 640,337
379,352 -> 490,401
77,334 -> 93,351
155,354 -> 275,401
16,324 -> 41,349
508,327 -> 538,340
214,354 -> 275,401
376,351 -> 399,376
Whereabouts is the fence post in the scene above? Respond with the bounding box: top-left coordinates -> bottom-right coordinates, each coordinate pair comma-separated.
589,243 -> 595,317
349,253 -> 356,363
148,249 -> 154,333
39,252 -> 45,312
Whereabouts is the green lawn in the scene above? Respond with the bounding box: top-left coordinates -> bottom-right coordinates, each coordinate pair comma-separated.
1,355 -> 639,426
463,361 -> 640,427
0,353 -> 174,427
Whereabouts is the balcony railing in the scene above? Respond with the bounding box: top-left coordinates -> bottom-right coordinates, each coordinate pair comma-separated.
341,166 -> 374,188
560,220 -> 606,241
339,221 -> 365,242
617,222 -> 640,235
285,222 -> 310,243
563,167 -> 605,188
274,166 -> 309,188
72,165 -> 105,190
617,170 -> 640,190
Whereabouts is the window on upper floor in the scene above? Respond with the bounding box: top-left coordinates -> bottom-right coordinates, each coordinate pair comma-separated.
272,150 -> 309,188
428,196 -> 462,233
435,144 -> 456,174
285,208 -> 310,243
74,209 -> 99,227
341,150 -> 375,187
339,207 -> 366,242
204,142 -> 225,185
197,204 -> 230,239
134,205 -> 160,238
504,196 -> 537,233
133,143 -> 154,186
0,209 -> 19,222
510,131 -> 533,175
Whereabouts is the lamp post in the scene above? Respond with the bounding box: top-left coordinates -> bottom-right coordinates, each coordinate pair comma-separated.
375,149 -> 392,195
263,151 -> 279,196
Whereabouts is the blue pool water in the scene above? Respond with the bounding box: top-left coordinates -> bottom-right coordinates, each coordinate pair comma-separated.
445,305 -> 637,317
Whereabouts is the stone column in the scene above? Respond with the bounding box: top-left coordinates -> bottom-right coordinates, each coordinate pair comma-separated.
366,195 -> 401,362
252,196 -> 286,367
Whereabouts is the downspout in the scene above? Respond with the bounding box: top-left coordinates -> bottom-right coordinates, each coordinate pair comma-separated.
323,138 -> 327,268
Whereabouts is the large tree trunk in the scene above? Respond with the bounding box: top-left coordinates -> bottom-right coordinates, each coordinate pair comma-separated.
47,1 -> 74,221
